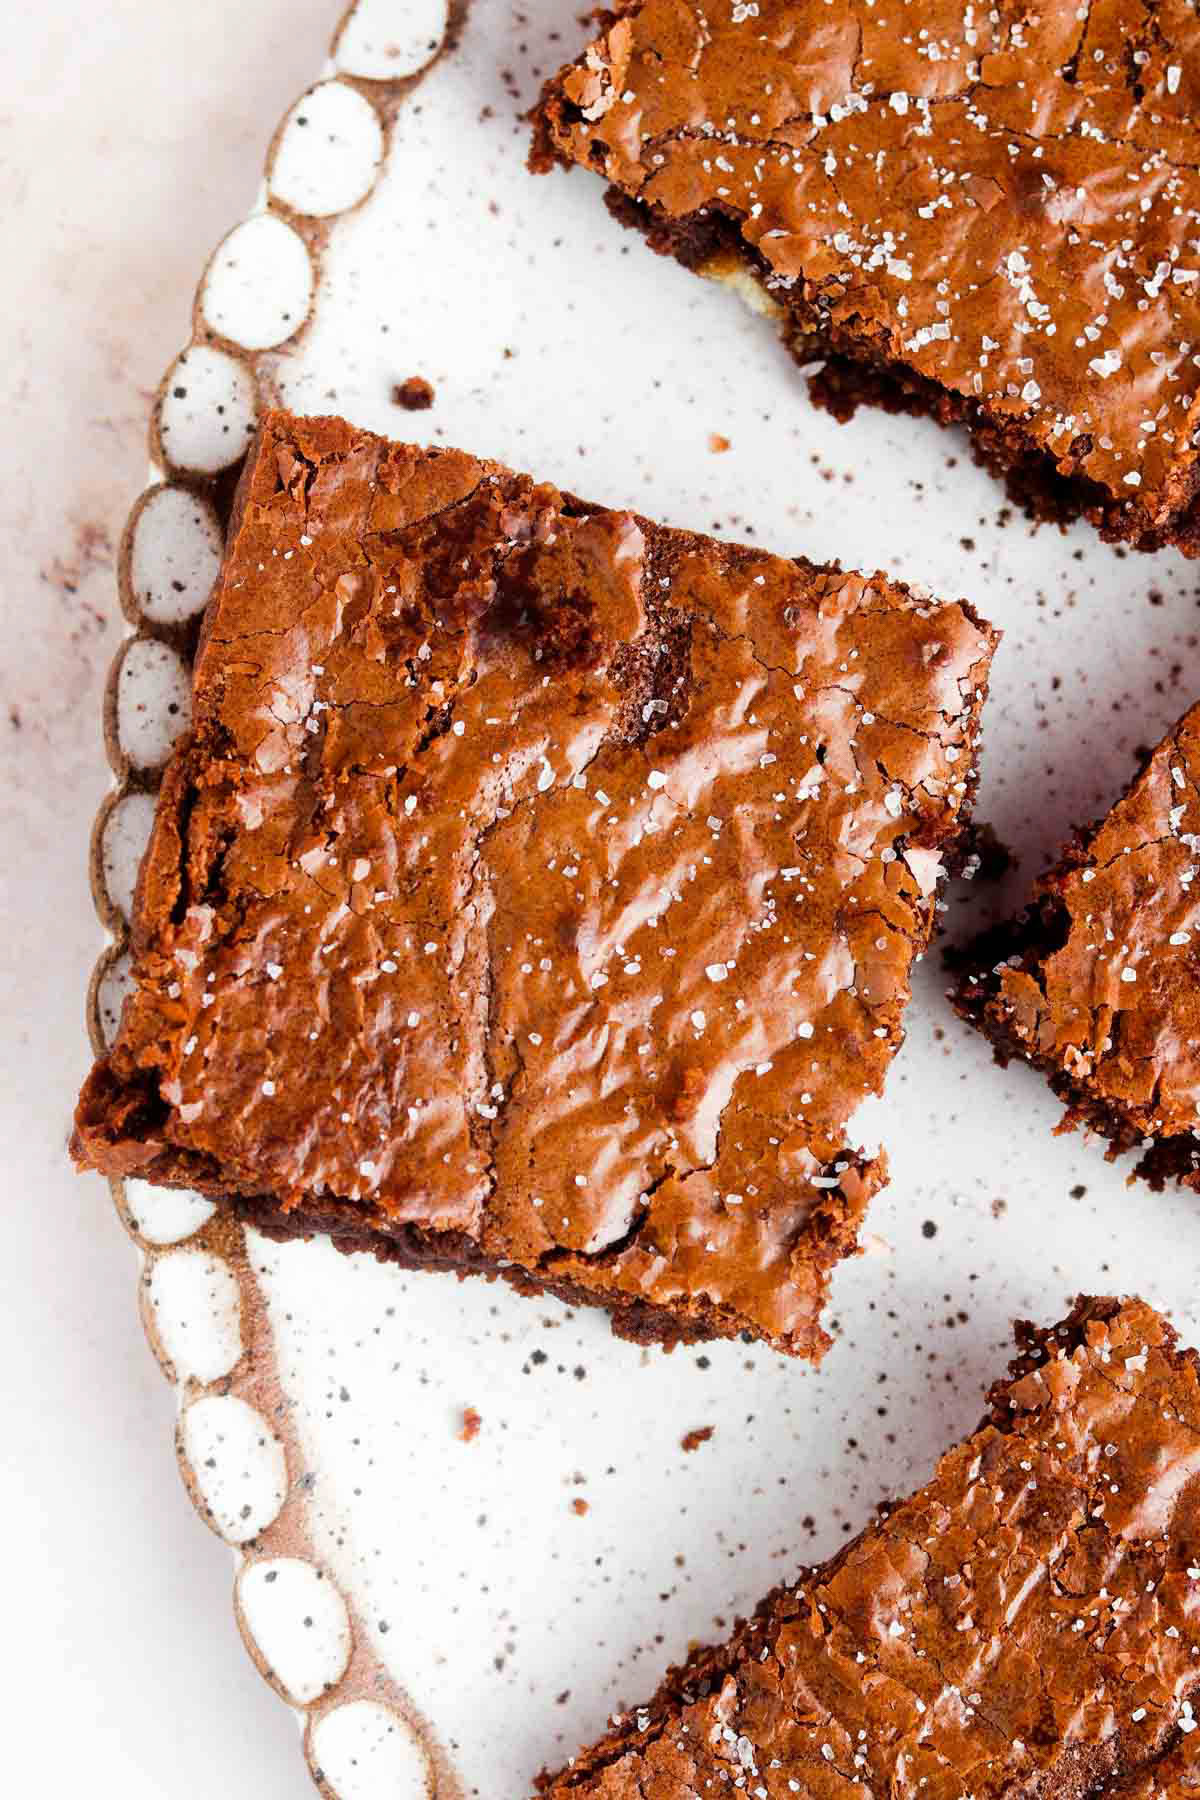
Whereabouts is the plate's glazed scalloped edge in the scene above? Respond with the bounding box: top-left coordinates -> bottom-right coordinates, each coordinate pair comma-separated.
86,8 -> 464,1793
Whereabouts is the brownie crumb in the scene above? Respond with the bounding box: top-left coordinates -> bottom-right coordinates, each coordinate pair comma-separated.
393,376 -> 435,411
681,1425 -> 715,1453
459,1406 -> 483,1442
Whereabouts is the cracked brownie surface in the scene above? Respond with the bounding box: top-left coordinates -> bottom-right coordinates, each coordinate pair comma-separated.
74,410 -> 996,1356
953,702 -> 1200,1193
538,1296 -> 1200,1798
530,0 -> 1200,554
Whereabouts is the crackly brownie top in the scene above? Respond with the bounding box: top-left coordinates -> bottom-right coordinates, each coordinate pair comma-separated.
534,0 -> 1200,525
972,702 -> 1200,1142
78,411 -> 994,1349
540,1295 -> 1200,1797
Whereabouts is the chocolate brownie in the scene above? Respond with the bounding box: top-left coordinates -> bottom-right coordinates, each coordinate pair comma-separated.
538,1295 -> 1200,1797
531,0 -> 1200,554
953,702 -> 1200,1192
74,410 -> 996,1358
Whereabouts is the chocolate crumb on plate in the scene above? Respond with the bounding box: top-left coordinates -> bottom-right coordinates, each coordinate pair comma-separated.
393,375 -> 435,411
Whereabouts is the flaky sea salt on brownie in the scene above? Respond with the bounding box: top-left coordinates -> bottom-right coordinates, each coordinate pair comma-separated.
531,0 -> 1200,555
538,1295 -> 1200,1798
953,702 -> 1200,1193
74,410 -> 996,1358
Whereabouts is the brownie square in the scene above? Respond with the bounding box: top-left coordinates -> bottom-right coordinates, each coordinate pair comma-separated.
75,410 -> 996,1358
954,702 -> 1200,1191
531,0 -> 1200,554
538,1296 -> 1200,1798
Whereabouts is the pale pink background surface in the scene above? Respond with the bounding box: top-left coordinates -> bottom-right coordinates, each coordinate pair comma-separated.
1,6 -> 348,1792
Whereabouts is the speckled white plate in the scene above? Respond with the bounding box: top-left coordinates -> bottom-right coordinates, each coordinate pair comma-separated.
89,4 -> 1200,1797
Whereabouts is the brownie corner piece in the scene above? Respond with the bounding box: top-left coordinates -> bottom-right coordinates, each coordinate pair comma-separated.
75,408 -> 997,1358
537,1292 -> 1200,1797
531,1 -> 1200,554
952,699 -> 1200,1191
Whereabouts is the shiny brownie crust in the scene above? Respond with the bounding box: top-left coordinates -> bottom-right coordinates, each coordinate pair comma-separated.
539,1296 -> 1200,1796
75,410 -> 996,1357
532,0 -> 1200,555
953,703 -> 1200,1191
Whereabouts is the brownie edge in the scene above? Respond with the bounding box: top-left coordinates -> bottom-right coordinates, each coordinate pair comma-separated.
951,700 -> 1200,1192
536,1295 -> 1200,1797
530,0 -> 1200,556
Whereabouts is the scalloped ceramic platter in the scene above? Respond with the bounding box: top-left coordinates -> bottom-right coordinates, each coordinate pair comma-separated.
90,4 -> 1200,1798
